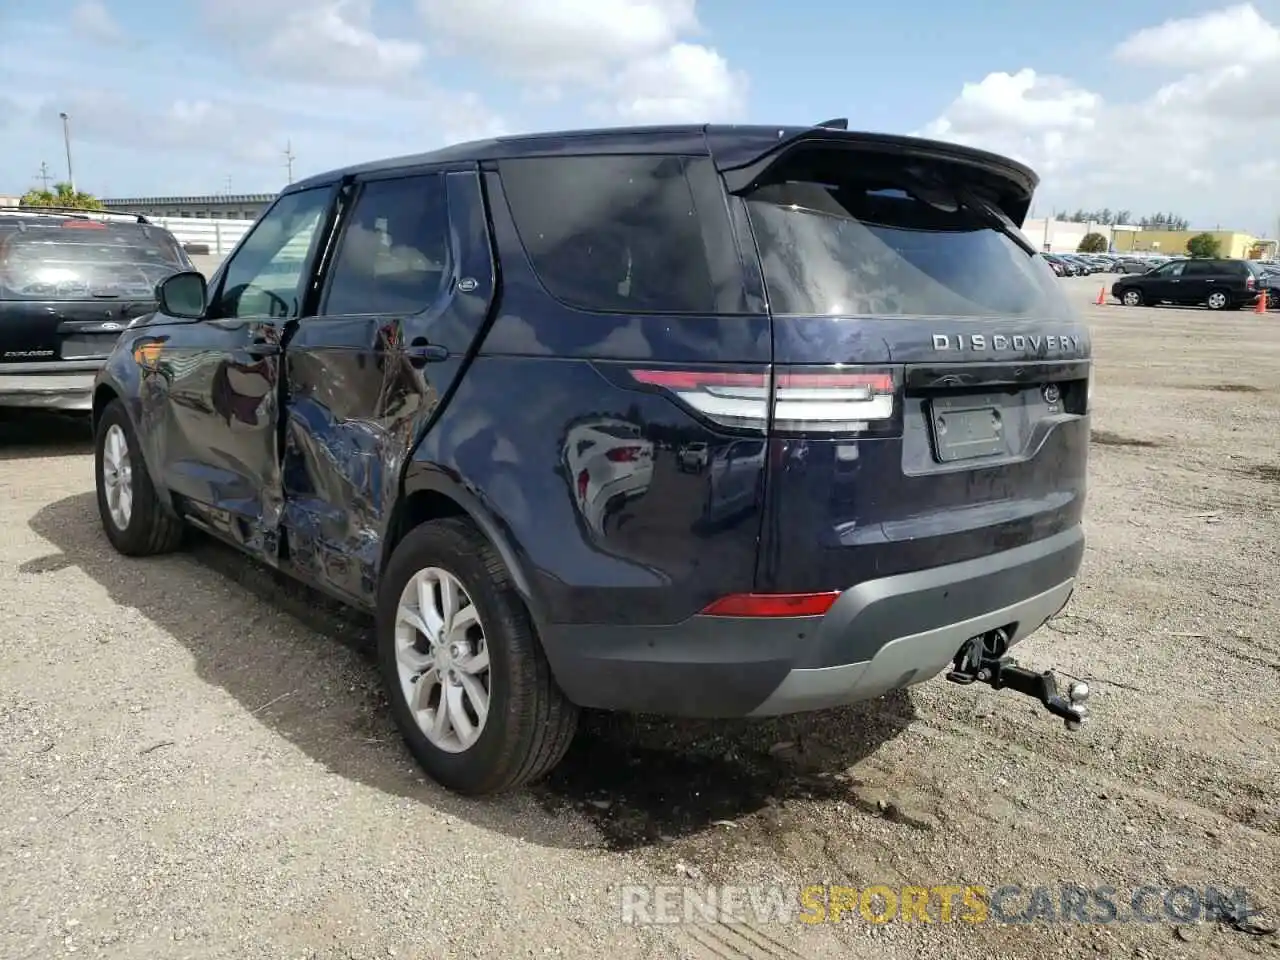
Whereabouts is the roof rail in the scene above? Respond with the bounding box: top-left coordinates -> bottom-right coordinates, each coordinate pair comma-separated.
8,205 -> 152,224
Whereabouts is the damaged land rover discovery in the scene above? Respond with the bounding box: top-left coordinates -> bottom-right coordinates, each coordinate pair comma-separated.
90,120 -> 1092,795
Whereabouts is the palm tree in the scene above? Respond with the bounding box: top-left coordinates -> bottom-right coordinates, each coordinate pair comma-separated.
20,181 -> 103,210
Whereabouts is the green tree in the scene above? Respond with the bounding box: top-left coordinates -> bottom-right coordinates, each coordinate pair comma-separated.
1185,233 -> 1221,258
20,182 -> 104,211
1078,232 -> 1108,253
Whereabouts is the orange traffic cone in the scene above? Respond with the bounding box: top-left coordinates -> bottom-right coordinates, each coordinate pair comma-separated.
1256,291 -> 1267,314
1095,285 -> 1106,306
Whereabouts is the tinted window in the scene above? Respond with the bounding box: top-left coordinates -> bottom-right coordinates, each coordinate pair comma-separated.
743,167 -> 1071,319
323,175 -> 452,316
499,155 -> 740,314
1182,260 -> 1212,276
0,223 -> 185,301
1153,261 -> 1185,277
212,188 -> 330,319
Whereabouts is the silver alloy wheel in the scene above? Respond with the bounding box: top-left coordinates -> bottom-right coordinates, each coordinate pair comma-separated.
394,566 -> 491,753
1122,290 -> 1141,306
101,423 -> 134,531
1207,291 -> 1228,309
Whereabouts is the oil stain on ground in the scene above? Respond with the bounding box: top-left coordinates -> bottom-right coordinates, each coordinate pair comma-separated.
1091,430 -> 1159,448
532,695 -> 916,850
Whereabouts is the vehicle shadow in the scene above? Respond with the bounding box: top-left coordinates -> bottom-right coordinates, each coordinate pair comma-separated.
0,412 -> 93,461
25,491 -> 916,851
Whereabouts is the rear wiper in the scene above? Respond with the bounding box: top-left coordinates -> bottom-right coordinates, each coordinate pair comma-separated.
955,187 -> 1038,256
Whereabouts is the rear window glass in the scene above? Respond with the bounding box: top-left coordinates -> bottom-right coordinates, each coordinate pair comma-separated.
742,166 -> 1072,319
498,154 -> 745,315
0,225 -> 185,301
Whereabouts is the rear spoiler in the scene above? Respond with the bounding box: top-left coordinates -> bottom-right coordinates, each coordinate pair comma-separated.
704,124 -> 1039,227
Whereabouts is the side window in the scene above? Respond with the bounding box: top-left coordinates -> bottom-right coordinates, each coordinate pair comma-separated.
498,154 -> 737,314
1156,261 -> 1186,277
1182,260 -> 1210,277
212,187 -> 330,319
322,175 -> 452,317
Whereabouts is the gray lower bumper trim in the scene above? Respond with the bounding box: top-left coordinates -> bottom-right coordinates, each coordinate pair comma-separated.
0,373 -> 96,410
747,577 -> 1075,717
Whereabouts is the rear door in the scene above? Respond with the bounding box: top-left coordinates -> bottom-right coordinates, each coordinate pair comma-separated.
0,219 -> 183,369
1179,259 -> 1215,304
279,168 -> 493,606
722,138 -> 1091,593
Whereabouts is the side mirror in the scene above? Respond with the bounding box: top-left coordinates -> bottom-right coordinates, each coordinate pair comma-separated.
156,271 -> 208,320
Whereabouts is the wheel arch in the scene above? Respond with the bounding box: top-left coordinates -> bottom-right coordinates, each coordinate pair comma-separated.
383,463 -> 550,630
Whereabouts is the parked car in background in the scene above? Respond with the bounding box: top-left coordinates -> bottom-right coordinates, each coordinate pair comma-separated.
1114,257 -> 1153,274
1111,257 -> 1270,309
1045,254 -> 1081,276
1040,254 -> 1066,276
0,208 -> 191,412
90,121 -> 1093,795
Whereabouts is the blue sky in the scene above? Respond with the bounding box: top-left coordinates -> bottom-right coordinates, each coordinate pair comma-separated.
2,0 -> 1279,233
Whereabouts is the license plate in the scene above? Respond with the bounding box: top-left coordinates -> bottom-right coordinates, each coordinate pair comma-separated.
60,333 -> 120,359
929,396 -> 1008,462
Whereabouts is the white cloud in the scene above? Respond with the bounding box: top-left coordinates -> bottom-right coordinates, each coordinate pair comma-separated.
1,0 -> 748,196
69,1 -> 122,43
415,0 -> 745,122
917,4 -> 1280,231
611,43 -> 747,123
202,0 -> 425,88
1113,3 -> 1280,69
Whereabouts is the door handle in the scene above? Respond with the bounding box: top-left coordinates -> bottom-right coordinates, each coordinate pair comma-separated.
404,338 -> 448,363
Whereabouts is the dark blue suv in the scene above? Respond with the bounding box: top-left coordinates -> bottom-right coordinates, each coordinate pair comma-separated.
90,122 -> 1093,795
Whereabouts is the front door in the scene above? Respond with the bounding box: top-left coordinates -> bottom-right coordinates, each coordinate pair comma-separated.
156,186 -> 335,561
279,169 -> 496,605
1144,259 -> 1186,302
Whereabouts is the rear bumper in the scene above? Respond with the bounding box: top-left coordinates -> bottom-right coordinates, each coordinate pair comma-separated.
541,526 -> 1084,718
0,370 -> 98,411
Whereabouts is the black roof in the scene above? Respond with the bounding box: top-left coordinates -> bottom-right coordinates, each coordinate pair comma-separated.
288,123 -> 1039,201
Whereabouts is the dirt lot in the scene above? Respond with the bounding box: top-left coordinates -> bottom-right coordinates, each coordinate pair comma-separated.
1,276 -> 1277,959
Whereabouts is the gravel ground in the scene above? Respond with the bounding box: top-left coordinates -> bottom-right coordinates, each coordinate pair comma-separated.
1,276 -> 1277,959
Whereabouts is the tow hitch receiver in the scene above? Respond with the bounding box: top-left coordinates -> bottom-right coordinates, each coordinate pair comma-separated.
946,629 -> 1091,730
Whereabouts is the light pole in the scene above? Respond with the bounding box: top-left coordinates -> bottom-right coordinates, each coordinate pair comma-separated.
58,112 -> 75,193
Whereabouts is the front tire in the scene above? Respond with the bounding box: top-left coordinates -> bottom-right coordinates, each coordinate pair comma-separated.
1120,288 -> 1143,307
376,517 -> 578,795
94,399 -> 184,556
1206,290 -> 1229,310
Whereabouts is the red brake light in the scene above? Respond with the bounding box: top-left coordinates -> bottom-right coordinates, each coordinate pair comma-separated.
700,592 -> 841,618
628,368 -> 896,433
576,469 -> 589,501
605,446 -> 641,462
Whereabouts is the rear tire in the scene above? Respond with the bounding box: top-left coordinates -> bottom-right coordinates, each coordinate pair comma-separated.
94,399 -> 184,556
376,517 -> 578,795
1120,288 -> 1143,307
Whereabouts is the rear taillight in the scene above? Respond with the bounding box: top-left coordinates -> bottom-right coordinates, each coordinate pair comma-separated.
628,368 -> 896,433
1246,275 -> 1256,291
700,591 -> 840,617
605,446 -> 641,462
576,469 -> 589,501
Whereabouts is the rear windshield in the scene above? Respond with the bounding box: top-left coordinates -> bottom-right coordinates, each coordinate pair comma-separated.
0,225 -> 186,301
742,163 -> 1072,320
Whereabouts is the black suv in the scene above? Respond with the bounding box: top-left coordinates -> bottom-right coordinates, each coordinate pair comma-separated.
0,208 -> 191,412
1111,257 -> 1270,309
90,122 -> 1094,795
